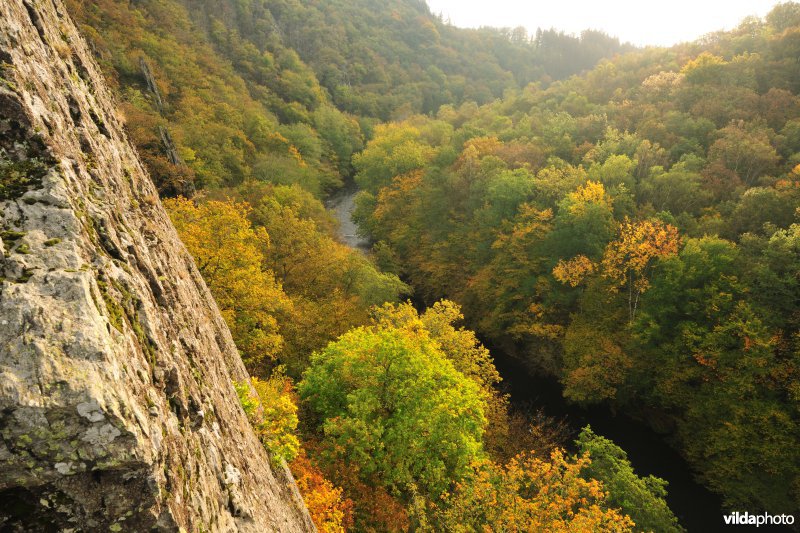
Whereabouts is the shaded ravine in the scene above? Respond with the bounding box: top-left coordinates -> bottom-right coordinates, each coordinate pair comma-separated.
490,349 -> 725,532
326,186 -> 771,532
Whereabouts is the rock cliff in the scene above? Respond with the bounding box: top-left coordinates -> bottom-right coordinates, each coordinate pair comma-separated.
0,0 -> 315,530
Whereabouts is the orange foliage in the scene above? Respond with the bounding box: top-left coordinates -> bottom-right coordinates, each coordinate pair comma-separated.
291,452 -> 354,533
602,218 -> 680,293
299,441 -> 409,532
373,170 -> 425,223
328,463 -> 409,531
601,218 -> 680,321
436,450 -> 634,532
553,255 -> 596,287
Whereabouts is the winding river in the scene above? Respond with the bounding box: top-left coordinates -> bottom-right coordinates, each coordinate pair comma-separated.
328,186 -> 738,532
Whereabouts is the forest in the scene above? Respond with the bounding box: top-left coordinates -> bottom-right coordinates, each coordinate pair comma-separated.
62,0 -> 800,530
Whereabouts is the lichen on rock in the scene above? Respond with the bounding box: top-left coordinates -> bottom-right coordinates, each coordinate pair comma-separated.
0,0 -> 314,530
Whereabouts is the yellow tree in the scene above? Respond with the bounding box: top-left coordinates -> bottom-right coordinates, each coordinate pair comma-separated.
248,195 -> 408,374
433,450 -> 634,532
353,123 -> 435,192
601,218 -> 680,322
469,203 -> 562,346
553,255 -> 596,287
164,197 -> 292,373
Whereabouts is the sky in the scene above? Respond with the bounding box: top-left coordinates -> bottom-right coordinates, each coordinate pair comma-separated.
425,0 -> 783,47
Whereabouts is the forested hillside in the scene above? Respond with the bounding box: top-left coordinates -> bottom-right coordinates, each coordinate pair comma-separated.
353,3 -> 800,515
196,0 -> 630,119
66,0 -> 626,196
60,0 -> 800,529
66,0 -> 360,196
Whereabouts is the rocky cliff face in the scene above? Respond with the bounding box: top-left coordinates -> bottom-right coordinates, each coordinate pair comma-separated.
0,0 -> 315,530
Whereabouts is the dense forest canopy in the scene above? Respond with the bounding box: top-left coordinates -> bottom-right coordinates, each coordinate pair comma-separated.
202,0 -> 631,119
61,0 -> 800,529
352,4 -> 800,515
66,0 -> 629,195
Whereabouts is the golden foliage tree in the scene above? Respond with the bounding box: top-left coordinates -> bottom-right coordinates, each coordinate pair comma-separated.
164,197 -> 292,373
601,218 -> 680,321
432,450 -> 634,532
553,254 -> 596,287
291,451 -> 354,533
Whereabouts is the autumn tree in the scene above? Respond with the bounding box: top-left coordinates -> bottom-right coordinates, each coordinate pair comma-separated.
600,218 -> 680,322
299,325 -> 487,499
201,182 -> 409,375
549,181 -> 617,261
246,191 -> 408,373
467,204 -> 563,372
290,451 -> 354,533
634,234 -> 800,512
353,123 -> 436,193
165,197 -> 291,372
555,218 -> 680,402
559,273 -> 633,404
430,450 -> 634,532
235,375 -> 300,465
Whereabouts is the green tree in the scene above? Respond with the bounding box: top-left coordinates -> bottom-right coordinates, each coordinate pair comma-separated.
548,181 -> 617,260
235,375 -> 300,465
353,123 -> 435,192
576,427 -> 683,533
299,325 -> 487,499
634,236 -> 800,512
587,154 -> 635,191
561,276 -> 632,403
637,160 -> 710,216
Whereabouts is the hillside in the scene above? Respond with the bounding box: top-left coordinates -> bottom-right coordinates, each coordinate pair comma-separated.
64,0 -> 628,198
352,2 -> 800,515
4,0 -> 800,530
189,0 -> 631,119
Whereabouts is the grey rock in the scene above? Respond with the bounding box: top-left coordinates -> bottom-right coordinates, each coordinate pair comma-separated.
0,1 -> 315,531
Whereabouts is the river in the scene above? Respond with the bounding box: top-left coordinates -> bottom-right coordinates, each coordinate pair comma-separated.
327,186 -> 737,532
325,181 -> 371,251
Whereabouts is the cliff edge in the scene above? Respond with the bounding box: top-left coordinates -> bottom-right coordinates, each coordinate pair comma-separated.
0,0 -> 315,530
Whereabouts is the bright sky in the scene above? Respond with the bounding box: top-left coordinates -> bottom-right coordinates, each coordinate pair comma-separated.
425,0 -> 783,47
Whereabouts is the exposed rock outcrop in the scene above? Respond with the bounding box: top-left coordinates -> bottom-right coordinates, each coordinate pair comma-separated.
0,0 -> 315,530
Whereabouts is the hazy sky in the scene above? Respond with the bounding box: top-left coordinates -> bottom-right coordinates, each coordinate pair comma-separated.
425,0 -> 783,47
